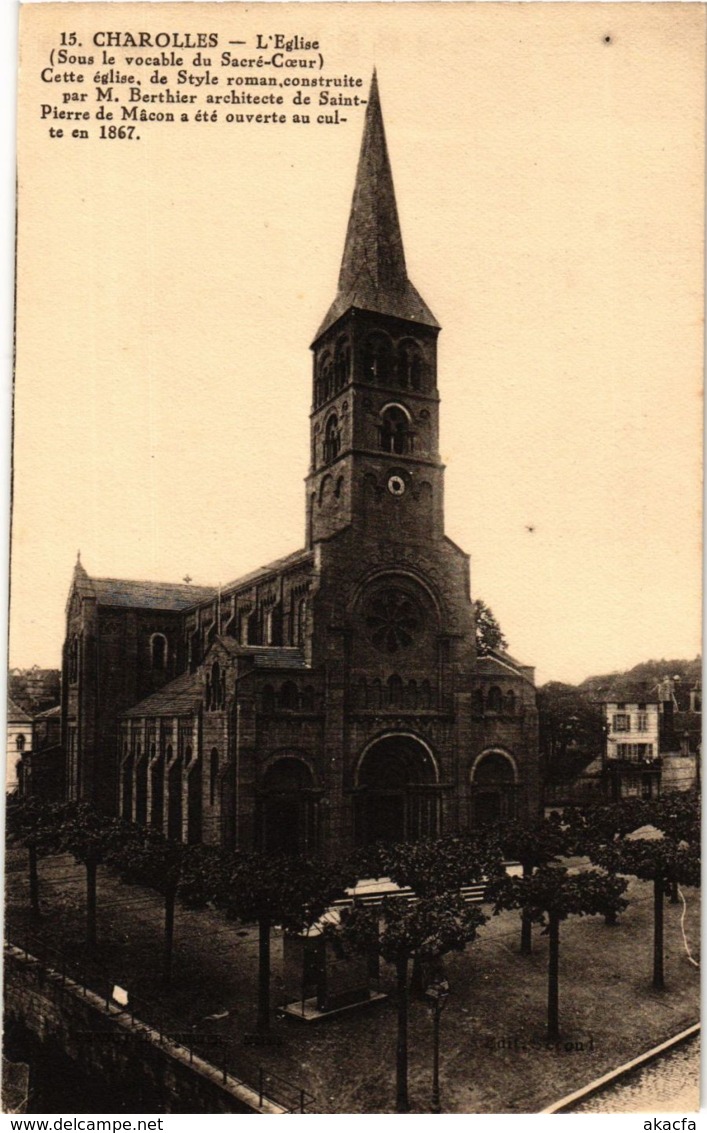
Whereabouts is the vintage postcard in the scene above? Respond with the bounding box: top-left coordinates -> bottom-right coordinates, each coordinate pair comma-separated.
4,1 -> 703,1118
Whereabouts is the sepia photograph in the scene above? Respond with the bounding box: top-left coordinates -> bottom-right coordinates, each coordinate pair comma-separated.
4,1 -> 703,1117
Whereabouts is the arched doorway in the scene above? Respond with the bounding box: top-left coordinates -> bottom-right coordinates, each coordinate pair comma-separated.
355,735 -> 439,846
470,751 -> 517,827
257,757 -> 318,856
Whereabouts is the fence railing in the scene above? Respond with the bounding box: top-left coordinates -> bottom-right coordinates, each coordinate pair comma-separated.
6,932 -> 315,1114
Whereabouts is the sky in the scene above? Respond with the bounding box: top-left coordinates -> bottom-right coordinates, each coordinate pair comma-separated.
10,2 -> 704,687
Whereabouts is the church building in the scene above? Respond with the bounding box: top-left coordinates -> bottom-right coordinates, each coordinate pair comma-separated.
61,75 -> 540,857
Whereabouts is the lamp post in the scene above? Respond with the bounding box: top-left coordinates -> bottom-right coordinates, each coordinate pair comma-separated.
426,978 -> 450,1114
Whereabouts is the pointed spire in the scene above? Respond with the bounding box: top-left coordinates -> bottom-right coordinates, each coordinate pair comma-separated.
314,72 -> 438,342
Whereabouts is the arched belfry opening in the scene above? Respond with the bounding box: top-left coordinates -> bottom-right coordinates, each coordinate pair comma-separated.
354,735 -> 439,846
470,751 -> 517,827
257,757 -> 318,857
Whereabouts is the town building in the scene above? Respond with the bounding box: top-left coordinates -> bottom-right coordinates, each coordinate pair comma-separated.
7,667 -> 62,796
6,697 -> 33,791
601,677 -> 700,800
60,75 -> 540,856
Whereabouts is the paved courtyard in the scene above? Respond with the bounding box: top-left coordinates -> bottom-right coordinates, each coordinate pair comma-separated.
5,847 -> 700,1113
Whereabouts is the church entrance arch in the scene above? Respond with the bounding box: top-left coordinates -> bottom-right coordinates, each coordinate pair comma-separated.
470,750 -> 517,827
257,756 -> 318,856
354,734 -> 439,846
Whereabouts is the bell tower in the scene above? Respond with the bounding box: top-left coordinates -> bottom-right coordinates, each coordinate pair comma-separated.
306,73 -> 445,549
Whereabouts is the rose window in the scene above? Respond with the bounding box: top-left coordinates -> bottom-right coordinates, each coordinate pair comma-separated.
365,589 -> 422,653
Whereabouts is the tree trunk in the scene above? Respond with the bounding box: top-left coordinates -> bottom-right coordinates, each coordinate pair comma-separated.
395,954 -> 410,1113
520,910 -> 533,954
547,913 -> 560,1041
653,873 -> 665,990
520,861 -> 532,954
410,953 -> 425,997
257,915 -> 271,1033
86,857 -> 97,950
163,885 -> 176,985
669,878 -> 679,905
28,844 -> 40,917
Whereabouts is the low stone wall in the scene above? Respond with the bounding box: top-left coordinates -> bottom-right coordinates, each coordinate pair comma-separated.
661,755 -> 698,793
4,946 -> 285,1114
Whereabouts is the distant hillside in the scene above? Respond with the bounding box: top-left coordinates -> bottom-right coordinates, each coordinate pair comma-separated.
578,657 -> 701,697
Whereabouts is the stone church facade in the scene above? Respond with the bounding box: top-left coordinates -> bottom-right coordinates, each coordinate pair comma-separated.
62,75 -> 540,857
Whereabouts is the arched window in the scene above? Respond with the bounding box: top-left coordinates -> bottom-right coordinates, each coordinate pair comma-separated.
397,340 -> 424,390
371,678 -> 383,709
246,610 -> 259,646
505,689 -> 516,714
363,332 -> 393,384
210,749 -> 219,806
16,734 -> 25,752
296,597 -> 307,648
324,414 -> 341,464
388,674 -> 403,706
69,636 -> 79,683
407,680 -> 418,709
151,634 -> 167,671
210,661 -> 222,709
264,602 -> 283,647
263,605 -> 274,646
487,686 -> 503,713
280,681 -> 299,711
334,337 -> 351,390
317,352 -> 333,404
380,406 -> 411,455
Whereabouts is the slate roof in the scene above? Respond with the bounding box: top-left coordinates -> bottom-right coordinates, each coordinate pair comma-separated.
221,548 -> 312,594
7,696 -> 33,722
122,672 -> 204,718
216,639 -> 309,670
91,577 -> 218,611
314,72 -> 438,343
597,685 -> 660,705
35,704 -> 62,719
72,546 -> 312,622
476,650 -> 532,680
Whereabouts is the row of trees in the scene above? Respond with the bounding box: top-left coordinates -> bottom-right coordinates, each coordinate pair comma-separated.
6,792 -> 700,1114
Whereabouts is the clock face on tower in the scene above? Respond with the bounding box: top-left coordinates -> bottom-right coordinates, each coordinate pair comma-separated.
387,474 -> 406,497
